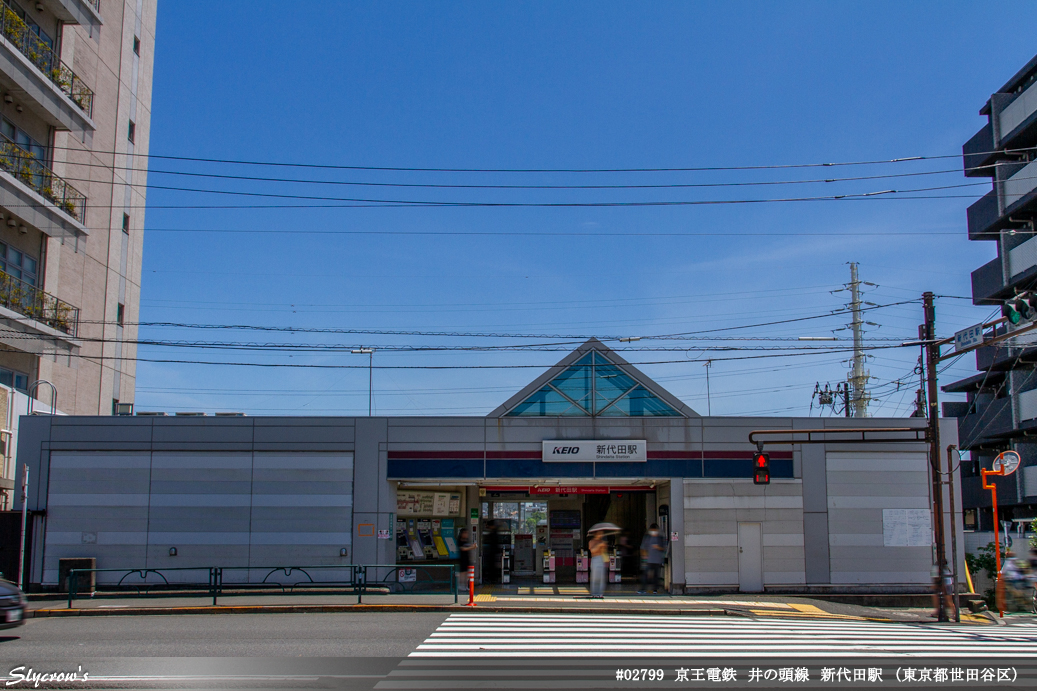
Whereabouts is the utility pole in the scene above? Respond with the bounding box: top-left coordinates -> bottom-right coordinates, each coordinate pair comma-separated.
351,348 -> 374,416
704,359 -> 712,416
848,263 -> 870,417
923,291 -> 948,622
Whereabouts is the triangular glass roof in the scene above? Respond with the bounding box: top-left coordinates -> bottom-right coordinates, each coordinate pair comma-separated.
506,350 -> 683,417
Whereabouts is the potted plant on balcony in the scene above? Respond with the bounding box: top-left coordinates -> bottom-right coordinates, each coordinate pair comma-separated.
50,68 -> 72,94
52,300 -> 72,334
3,9 -> 22,44
0,272 -> 11,309
60,198 -> 78,218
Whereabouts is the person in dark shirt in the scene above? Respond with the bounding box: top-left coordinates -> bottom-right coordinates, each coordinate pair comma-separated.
457,527 -> 477,594
638,523 -> 666,594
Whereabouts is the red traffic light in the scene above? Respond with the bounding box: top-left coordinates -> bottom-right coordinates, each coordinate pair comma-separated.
753,452 -> 770,485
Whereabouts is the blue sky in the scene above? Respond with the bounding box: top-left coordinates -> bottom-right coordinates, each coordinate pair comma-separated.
135,2 -> 1037,417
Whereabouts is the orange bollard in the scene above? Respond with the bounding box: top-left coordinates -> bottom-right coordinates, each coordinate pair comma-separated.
466,566 -> 476,606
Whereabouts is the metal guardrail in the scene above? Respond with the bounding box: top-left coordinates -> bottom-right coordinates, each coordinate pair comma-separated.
67,564 -> 458,608
0,6 -> 93,115
0,132 -> 86,223
0,268 -> 78,335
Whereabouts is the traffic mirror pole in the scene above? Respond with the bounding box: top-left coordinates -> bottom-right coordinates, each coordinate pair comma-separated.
981,464 -> 1005,618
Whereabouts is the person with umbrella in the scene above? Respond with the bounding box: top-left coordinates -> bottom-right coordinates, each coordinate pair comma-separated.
588,522 -> 619,598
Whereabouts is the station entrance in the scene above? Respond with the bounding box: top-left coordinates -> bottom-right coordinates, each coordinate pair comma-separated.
477,485 -> 665,585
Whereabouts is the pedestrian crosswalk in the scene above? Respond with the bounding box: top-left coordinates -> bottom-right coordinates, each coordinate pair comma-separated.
411,613 -> 1037,658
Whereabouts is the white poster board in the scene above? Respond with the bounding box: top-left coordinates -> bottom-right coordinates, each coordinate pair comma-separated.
882,509 -> 931,547
433,493 -> 450,516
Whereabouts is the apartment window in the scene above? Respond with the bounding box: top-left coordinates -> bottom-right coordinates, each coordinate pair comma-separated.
0,242 -> 37,286
127,120 -> 135,143
0,366 -> 29,392
122,213 -> 130,234
116,303 -> 124,326
133,36 -> 140,56
0,116 -> 46,161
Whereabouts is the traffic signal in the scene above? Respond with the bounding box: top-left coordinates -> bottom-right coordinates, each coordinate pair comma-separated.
1004,294 -> 1037,325
1015,296 -> 1034,321
753,452 -> 770,485
1004,300 -> 1022,324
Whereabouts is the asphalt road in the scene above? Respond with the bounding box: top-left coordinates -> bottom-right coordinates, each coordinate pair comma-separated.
3,612 -> 1037,689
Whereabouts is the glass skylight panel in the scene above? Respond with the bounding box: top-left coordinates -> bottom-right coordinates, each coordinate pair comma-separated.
506,348 -> 683,417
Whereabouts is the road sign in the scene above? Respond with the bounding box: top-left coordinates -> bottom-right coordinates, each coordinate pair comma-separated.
993,450 -> 1021,476
954,323 -> 985,352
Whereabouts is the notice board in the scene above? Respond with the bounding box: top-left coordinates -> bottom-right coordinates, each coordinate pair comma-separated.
882,508 -> 931,547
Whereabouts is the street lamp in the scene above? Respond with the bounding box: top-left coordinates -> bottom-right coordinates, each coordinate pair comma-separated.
351,348 -> 374,416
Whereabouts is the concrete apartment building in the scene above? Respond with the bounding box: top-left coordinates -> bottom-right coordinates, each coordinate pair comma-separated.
946,54 -> 1037,534
0,0 -> 155,507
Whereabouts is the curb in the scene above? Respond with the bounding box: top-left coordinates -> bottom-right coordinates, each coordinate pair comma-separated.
28,604 -> 734,618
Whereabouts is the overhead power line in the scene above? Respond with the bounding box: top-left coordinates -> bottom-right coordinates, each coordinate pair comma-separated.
46,144 -> 1036,173
144,227 -> 961,237
60,166 -> 965,190
103,179 -> 989,206
63,344 -> 912,370
82,298 -> 921,341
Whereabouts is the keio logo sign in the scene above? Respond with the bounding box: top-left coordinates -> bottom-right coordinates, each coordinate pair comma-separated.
542,441 -> 647,462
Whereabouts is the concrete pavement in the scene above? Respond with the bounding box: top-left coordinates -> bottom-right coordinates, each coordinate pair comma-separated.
25,583 -> 1000,624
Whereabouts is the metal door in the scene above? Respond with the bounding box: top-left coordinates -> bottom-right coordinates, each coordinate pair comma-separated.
737,522 -> 763,593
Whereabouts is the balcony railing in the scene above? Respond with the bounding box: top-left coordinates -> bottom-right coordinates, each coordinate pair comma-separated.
0,268 -> 78,336
0,132 -> 85,221
0,133 -> 85,221
0,6 -> 93,116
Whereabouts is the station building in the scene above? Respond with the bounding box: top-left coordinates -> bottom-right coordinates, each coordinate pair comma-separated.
15,339 -> 960,593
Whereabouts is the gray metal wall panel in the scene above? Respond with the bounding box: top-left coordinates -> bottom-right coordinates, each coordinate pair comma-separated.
803,511 -> 830,584
49,421 -> 154,444
826,451 -> 931,585
151,420 -> 254,448
148,507 -> 251,532
801,445 -> 827,513
252,419 -> 355,447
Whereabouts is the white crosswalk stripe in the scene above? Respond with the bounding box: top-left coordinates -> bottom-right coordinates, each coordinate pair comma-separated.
411,613 -> 1037,657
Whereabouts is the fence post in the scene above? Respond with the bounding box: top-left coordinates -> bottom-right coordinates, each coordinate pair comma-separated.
67,570 -> 76,609
452,564 -> 457,604
210,567 -> 223,606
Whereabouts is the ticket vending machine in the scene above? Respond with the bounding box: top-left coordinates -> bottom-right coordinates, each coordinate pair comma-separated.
542,549 -> 556,583
576,551 -> 589,583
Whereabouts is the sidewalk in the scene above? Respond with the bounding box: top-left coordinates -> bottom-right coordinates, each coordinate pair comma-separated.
26,584 -> 997,624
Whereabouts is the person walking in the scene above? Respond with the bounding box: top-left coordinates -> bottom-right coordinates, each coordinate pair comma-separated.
588,529 -> 608,598
458,527 -> 477,602
638,523 -> 666,594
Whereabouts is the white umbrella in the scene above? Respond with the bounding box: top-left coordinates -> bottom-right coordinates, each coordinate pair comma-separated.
588,522 -> 621,535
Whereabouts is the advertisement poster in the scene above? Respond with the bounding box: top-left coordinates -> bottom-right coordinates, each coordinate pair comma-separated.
397,490 -> 463,517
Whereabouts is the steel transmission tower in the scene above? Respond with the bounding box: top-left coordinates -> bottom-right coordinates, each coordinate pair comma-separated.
846,262 -> 871,417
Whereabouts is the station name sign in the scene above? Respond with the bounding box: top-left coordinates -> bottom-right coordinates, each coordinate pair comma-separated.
542,440 -> 647,462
